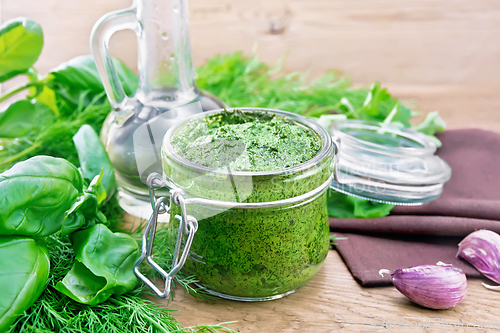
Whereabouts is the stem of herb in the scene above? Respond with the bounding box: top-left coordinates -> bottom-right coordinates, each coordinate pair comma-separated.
0,141 -> 42,167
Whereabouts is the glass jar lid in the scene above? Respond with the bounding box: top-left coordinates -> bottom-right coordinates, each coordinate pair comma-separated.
328,120 -> 452,205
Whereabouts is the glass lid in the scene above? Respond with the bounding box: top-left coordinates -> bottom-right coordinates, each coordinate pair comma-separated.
328,120 -> 452,205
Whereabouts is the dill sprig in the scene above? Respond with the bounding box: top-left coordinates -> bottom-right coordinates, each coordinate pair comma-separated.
9,234 -> 236,333
2,51 -> 435,331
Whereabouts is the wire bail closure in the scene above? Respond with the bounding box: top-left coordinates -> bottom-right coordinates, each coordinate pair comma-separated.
135,170 -> 334,298
134,173 -> 198,298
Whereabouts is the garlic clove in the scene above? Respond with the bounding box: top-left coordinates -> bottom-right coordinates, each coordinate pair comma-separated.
457,229 -> 500,286
381,264 -> 467,310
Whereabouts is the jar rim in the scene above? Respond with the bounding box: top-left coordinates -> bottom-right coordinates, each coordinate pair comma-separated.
162,107 -> 333,177
330,119 -> 437,157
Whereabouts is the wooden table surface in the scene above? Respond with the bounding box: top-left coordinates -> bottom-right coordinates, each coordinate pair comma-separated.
2,0 -> 500,332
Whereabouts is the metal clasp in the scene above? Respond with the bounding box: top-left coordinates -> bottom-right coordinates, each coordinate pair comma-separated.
134,173 -> 198,298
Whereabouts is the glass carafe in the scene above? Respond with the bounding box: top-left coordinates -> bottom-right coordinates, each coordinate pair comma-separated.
91,0 -> 225,218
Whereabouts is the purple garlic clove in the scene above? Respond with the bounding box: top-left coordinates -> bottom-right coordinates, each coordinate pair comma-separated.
457,229 -> 500,290
380,263 -> 467,310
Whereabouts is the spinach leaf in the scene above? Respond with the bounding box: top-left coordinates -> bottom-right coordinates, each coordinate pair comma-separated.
73,125 -> 115,200
0,100 -> 55,138
327,190 -> 394,218
0,236 -> 50,332
0,156 -> 84,237
49,55 -> 138,96
55,224 -> 139,305
0,18 -> 43,83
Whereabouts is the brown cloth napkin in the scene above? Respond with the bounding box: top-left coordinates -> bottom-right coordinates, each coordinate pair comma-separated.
330,129 -> 500,286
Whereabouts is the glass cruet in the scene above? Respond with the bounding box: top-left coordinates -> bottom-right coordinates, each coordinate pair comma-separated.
90,0 -> 225,219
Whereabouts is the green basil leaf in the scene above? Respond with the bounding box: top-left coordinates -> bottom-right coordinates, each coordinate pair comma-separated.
61,171 -> 108,237
412,111 -> 446,147
0,156 -> 84,237
327,190 -> 394,218
87,172 -> 107,205
49,55 -> 137,96
55,224 -> 139,305
0,236 -> 50,332
0,100 -> 36,138
61,192 -> 99,237
35,86 -> 60,117
0,100 -> 55,138
112,58 -> 138,96
0,18 -> 43,83
73,125 -> 115,200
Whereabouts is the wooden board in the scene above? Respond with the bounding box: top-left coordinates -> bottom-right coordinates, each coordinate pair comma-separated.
2,0 -> 500,331
2,0 -> 500,131
166,250 -> 500,332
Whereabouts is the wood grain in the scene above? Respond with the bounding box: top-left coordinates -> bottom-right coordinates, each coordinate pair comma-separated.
165,250 -> 500,332
2,1 -> 500,331
2,0 -> 500,131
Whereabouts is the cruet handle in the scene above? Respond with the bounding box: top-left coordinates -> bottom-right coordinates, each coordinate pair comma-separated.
90,6 -> 139,110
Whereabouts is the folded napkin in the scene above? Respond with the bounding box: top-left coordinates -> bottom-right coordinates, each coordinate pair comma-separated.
330,129 -> 500,286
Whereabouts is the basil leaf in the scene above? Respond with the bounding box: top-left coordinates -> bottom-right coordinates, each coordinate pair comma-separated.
55,224 -> 139,305
87,171 -> 107,205
327,190 -> 394,218
35,86 -> 60,117
0,100 -> 36,138
0,100 -> 55,138
0,236 -> 50,331
62,172 -> 109,237
73,125 -> 115,200
0,156 -> 84,237
62,192 -> 99,237
0,18 -> 43,83
49,55 -> 137,96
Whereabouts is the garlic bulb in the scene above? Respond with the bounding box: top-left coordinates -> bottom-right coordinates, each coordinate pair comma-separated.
380,263 -> 467,310
457,229 -> 500,290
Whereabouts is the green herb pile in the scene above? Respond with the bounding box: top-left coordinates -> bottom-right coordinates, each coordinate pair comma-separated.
196,52 -> 445,217
0,16 -> 445,333
0,18 -> 235,333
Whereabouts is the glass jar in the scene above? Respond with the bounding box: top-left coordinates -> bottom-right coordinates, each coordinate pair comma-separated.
91,0 -> 225,220
135,108 -> 335,301
329,120 -> 452,205
133,109 -> 452,301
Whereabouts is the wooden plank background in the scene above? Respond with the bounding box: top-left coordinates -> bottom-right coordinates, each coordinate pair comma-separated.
2,0 -> 500,131
2,1 -> 500,332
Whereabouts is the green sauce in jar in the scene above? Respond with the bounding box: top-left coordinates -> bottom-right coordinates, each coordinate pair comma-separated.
162,108 -> 333,300
171,109 -> 321,172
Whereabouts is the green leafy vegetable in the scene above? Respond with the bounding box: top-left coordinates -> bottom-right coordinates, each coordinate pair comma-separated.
73,124 -> 115,199
61,186 -> 104,237
0,18 -> 43,82
0,100 -> 55,138
56,224 -> 139,305
0,156 -> 84,237
49,55 -> 138,96
0,15 -> 447,331
9,235 -> 237,333
412,111 -> 446,135
196,52 -> 414,219
412,111 -> 446,147
0,236 -> 49,332
327,189 -> 394,218
0,100 -> 42,138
